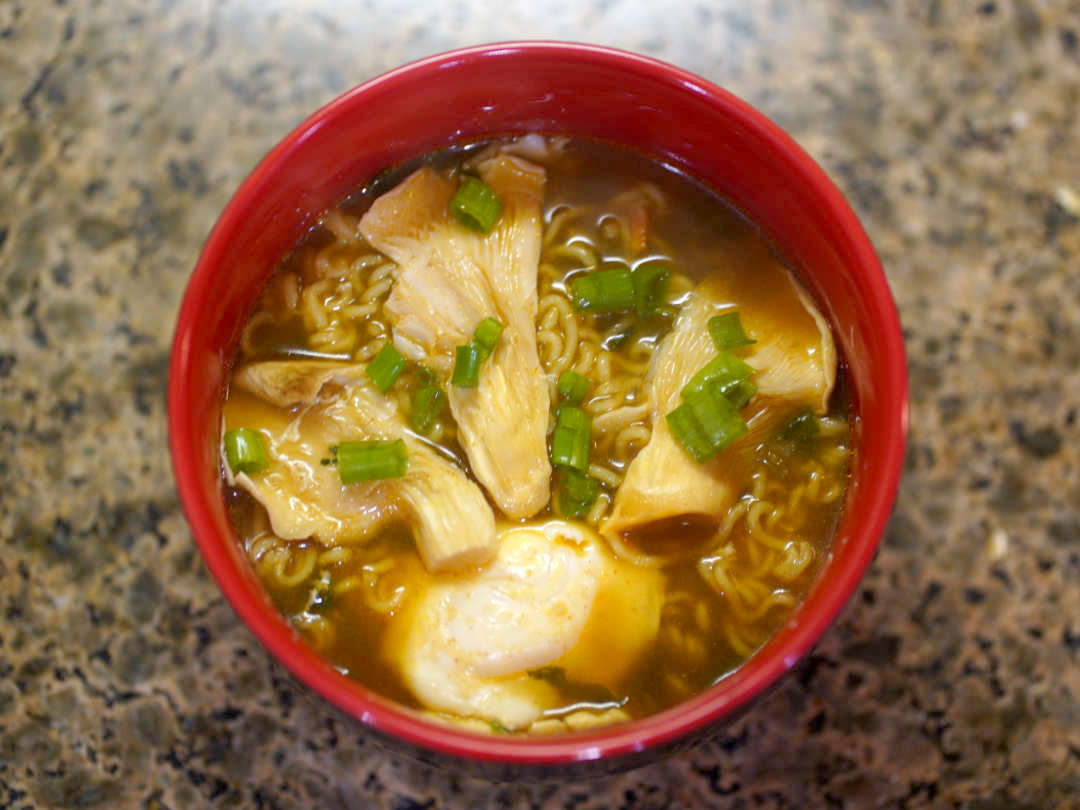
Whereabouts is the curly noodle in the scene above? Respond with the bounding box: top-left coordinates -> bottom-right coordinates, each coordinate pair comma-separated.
688,421 -> 850,656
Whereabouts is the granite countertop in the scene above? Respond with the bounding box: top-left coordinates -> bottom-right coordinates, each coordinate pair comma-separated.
2,0 -> 1078,807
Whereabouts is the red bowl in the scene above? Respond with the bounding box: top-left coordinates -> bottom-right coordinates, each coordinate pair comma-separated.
169,42 -> 907,775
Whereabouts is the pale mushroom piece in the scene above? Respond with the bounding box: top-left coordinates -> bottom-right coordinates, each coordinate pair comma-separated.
602,260 -> 837,541
359,156 -> 552,519
232,359 -> 357,409
598,289 -> 744,540
738,271 -> 837,414
225,361 -> 497,572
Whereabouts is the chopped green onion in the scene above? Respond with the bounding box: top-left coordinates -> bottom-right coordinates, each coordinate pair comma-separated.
557,468 -> 599,517
489,720 -> 510,734
708,312 -> 756,350
411,385 -> 445,434
665,403 -> 716,463
555,404 -> 592,434
561,468 -> 598,505
336,439 -> 408,483
697,369 -> 757,411
569,275 -> 599,310
569,266 -> 636,312
451,319 -> 503,388
722,377 -> 758,411
683,386 -> 748,454
571,427 -> 592,470
473,317 -> 504,357
556,369 -> 591,405
632,261 -> 671,316
551,404 -> 592,471
779,407 -> 821,443
452,342 -> 483,388
681,350 -> 755,401
365,343 -> 407,394
551,425 -> 590,471
560,496 -> 590,518
450,176 -> 503,233
664,319 -> 761,463
224,428 -> 269,475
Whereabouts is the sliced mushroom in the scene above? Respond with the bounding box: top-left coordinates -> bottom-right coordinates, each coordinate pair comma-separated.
226,362 -> 497,572
359,156 -> 552,519
602,256 -> 837,541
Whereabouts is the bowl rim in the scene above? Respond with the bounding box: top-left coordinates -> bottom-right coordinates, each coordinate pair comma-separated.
169,40 -> 908,765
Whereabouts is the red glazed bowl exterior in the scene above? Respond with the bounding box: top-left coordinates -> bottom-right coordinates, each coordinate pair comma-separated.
169,42 -> 907,776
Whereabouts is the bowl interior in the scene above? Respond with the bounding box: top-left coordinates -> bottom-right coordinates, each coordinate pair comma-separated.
169,42 -> 907,765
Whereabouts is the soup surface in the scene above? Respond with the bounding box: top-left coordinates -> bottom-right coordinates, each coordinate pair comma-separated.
222,136 -> 850,734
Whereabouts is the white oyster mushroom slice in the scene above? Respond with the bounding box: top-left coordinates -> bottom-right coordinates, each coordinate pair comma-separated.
602,261 -> 837,540
225,361 -> 496,572
600,289 -> 744,539
359,156 -> 551,519
232,360 -> 358,410
739,271 -> 837,414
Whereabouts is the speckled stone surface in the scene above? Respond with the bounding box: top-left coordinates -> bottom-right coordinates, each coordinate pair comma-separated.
1,0 -> 1078,807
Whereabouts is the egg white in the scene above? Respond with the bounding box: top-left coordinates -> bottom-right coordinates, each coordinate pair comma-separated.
392,520 -> 661,730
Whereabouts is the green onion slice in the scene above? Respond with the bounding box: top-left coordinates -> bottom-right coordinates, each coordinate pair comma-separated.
555,404 -> 592,434
411,385 -> 445,434
224,428 -> 269,475
336,439 -> 408,483
681,350 -> 755,401
665,403 -> 716,463
632,261 -> 671,316
722,377 -> 758,411
450,176 -> 504,233
569,266 -> 636,313
550,404 -> 592,471
451,319 -> 504,388
366,342 -> 407,394
556,369 -> 591,405
551,425 -> 590,471
561,467 -> 598,504
473,317 -> 504,358
666,333 -> 759,463
557,468 -> 599,517
452,341 -> 483,388
683,386 -> 748,454
708,312 -> 756,350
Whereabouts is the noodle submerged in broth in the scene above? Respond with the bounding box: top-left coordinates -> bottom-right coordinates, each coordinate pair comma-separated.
223,136 -> 850,734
